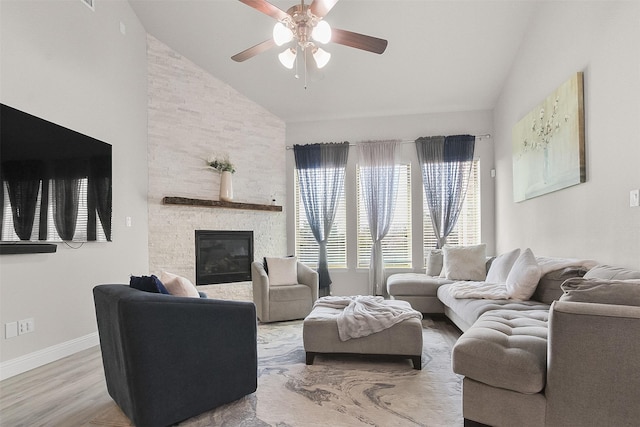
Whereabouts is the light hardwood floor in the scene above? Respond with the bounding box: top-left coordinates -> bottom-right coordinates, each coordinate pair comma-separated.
0,318 -> 461,426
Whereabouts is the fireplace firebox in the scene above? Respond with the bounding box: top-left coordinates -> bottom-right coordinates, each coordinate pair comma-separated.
195,230 -> 254,285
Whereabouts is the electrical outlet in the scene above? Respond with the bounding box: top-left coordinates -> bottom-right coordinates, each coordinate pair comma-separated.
18,318 -> 35,335
5,322 -> 18,339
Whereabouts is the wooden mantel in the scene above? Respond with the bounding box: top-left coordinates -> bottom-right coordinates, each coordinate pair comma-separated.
162,196 -> 282,212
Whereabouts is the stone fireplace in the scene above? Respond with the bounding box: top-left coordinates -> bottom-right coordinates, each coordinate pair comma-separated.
195,230 -> 254,285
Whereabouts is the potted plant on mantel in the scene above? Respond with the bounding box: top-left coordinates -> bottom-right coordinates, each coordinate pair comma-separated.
207,155 -> 235,202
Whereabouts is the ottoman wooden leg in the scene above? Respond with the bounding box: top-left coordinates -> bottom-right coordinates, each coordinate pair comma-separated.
306,352 -> 316,365
412,356 -> 422,370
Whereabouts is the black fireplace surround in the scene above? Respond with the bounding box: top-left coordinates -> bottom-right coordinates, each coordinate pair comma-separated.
195,230 -> 253,285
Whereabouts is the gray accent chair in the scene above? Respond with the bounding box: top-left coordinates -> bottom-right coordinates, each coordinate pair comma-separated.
251,261 -> 319,322
93,284 -> 258,427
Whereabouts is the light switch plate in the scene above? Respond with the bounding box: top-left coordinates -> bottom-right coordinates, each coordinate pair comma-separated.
630,189 -> 640,207
5,322 -> 18,339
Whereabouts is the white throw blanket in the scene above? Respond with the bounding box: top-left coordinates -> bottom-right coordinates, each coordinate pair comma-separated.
448,257 -> 598,300
313,295 -> 423,341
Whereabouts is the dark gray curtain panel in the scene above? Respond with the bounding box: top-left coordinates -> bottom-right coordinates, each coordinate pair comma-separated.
416,135 -> 475,248
294,142 -> 349,295
89,156 -> 112,241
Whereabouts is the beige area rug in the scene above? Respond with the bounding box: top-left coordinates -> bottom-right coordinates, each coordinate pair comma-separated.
89,317 -> 462,427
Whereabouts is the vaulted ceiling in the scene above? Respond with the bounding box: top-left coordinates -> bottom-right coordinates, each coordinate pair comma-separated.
128,0 -> 538,123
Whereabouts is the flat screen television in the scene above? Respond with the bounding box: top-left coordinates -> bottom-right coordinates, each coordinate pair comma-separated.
0,103 -> 112,245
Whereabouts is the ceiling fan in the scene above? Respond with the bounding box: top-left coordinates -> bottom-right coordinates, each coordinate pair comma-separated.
231,0 -> 388,72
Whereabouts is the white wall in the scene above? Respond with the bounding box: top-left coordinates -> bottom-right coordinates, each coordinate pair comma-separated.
493,1 -> 640,268
286,111 -> 494,295
146,35 -> 287,280
0,0 -> 149,371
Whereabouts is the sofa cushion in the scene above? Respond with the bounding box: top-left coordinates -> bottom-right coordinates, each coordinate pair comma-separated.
160,271 -> 200,298
506,248 -> 542,300
387,273 -> 453,296
265,256 -> 298,286
442,244 -> 487,281
485,248 -> 520,284
584,264 -> 640,280
270,284 -> 312,302
129,275 -> 169,294
452,310 -> 549,394
438,283 -> 550,330
531,266 -> 588,304
425,249 -> 443,276
559,277 -> 640,306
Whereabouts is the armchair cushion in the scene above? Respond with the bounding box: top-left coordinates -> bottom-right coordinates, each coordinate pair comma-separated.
265,256 -> 298,286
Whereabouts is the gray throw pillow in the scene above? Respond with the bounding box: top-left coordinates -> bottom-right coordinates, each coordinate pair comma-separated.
559,277 -> 640,307
426,249 -> 443,276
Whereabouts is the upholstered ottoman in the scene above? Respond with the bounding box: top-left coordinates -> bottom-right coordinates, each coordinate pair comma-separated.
303,299 -> 424,369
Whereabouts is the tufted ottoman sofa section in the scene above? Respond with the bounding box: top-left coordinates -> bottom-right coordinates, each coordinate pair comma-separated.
452,310 -> 549,394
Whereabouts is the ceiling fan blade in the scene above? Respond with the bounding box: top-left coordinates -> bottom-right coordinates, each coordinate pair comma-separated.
309,0 -> 340,18
231,39 -> 276,62
238,0 -> 289,21
331,28 -> 388,54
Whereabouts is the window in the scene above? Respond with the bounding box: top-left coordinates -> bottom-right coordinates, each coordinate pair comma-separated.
1,178 -> 107,242
423,160 -> 480,253
357,164 -> 412,268
294,169 -> 347,268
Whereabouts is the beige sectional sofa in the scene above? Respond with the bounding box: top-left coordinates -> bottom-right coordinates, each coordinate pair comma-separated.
387,248 -> 640,427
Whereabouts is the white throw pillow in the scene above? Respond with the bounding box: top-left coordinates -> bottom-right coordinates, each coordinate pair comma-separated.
265,256 -> 298,286
160,271 -> 201,298
506,248 -> 542,300
485,248 -> 521,284
442,244 -> 487,281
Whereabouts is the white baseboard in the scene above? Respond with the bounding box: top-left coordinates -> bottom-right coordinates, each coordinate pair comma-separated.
0,332 -> 99,381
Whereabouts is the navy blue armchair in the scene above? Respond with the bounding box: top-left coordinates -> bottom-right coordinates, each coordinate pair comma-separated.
93,284 -> 257,427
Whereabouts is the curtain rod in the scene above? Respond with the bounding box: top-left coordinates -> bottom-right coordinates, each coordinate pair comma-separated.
285,134 -> 491,150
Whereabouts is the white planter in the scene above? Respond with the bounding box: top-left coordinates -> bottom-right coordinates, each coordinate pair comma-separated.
219,171 -> 234,202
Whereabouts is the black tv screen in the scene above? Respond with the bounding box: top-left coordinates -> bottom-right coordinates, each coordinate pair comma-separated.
0,103 -> 112,242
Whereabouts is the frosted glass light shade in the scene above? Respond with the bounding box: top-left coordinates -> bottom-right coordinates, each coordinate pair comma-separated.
313,47 -> 331,69
278,48 -> 297,69
312,20 -> 332,44
273,22 -> 293,46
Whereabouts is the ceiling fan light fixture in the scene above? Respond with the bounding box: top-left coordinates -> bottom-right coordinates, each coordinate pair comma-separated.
313,47 -> 331,69
311,20 -> 332,44
278,47 -> 297,69
273,22 -> 293,46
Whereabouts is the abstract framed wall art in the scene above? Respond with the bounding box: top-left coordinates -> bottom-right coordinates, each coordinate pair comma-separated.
512,72 -> 585,202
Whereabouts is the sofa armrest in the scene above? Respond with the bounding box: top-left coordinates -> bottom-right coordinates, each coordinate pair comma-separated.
297,261 -> 319,303
546,300 -> 640,426
251,261 -> 269,320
